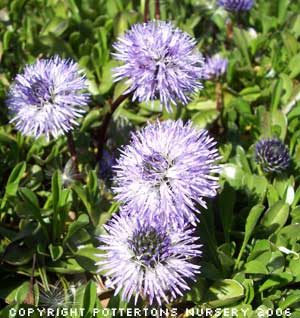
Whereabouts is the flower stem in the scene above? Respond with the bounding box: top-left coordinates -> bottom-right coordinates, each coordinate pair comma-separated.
144,0 -> 150,21
215,81 -> 223,112
25,253 -> 36,305
226,17 -> 233,48
97,92 -> 131,160
66,132 -> 80,175
155,0 -> 160,20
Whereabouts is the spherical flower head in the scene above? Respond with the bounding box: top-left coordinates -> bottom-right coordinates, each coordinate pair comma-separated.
96,214 -> 201,305
218,0 -> 254,11
112,21 -> 204,112
113,120 -> 220,228
255,138 -> 290,173
203,55 -> 228,80
7,55 -> 90,140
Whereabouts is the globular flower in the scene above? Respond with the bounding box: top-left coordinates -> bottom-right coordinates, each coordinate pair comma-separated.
112,21 -> 204,112
203,55 -> 228,80
255,138 -> 290,173
7,55 -> 89,140
96,214 -> 201,305
113,120 -> 220,227
39,281 -> 81,309
218,0 -> 254,11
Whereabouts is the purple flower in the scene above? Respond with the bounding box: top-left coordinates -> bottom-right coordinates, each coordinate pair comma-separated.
112,21 -> 204,112
203,55 -> 228,80
255,138 -> 290,173
218,0 -> 254,11
113,120 -> 220,228
96,214 -> 201,305
7,55 -> 89,140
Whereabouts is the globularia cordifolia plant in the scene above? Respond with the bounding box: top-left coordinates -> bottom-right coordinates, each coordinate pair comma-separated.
96,213 -> 201,305
113,119 -> 220,228
255,138 -> 290,173
218,0 -> 254,12
112,20 -> 204,112
7,55 -> 89,140
203,55 -> 228,81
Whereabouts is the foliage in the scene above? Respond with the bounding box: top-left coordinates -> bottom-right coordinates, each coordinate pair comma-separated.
1,0 -> 300,317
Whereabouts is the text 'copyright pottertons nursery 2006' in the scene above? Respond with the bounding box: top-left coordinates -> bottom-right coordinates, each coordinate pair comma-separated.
8,307 -> 293,317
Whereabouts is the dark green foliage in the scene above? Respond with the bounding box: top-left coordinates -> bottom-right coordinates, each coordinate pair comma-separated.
1,0 -> 300,317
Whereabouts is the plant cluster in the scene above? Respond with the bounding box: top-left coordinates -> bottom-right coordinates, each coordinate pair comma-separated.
0,0 -> 300,317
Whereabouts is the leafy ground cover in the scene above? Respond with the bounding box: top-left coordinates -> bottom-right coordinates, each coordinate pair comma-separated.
0,0 -> 300,317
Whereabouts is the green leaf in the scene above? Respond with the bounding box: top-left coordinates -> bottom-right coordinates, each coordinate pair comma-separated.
277,224 -> 300,241
184,278 -> 207,303
244,260 -> 268,275
5,161 -> 26,197
52,170 -> 62,211
3,30 -> 13,50
15,281 -> 30,304
48,244 -> 64,261
18,188 -> 42,222
259,272 -> 293,292
233,28 -> 251,67
235,205 -> 265,268
280,291 -> 300,310
270,79 -> 283,112
82,281 -> 97,317
191,109 -> 219,128
115,108 -> 148,124
240,85 -> 261,102
46,258 -> 84,274
81,109 -> 101,132
277,0 -> 289,25
271,110 -> 287,140
72,185 -> 91,212
3,245 -> 34,266
63,214 -> 89,243
205,279 -> 244,307
40,17 -> 69,36
236,146 -> 251,173
267,184 -> 280,206
289,53 -> 300,78
218,183 -> 236,242
75,246 -> 100,272
99,60 -> 118,94
267,251 -> 285,273
0,132 -> 17,145
39,35 -> 74,57
0,278 -> 26,303
243,174 -> 268,201
87,170 -> 98,202
247,240 -> 271,262
260,200 -> 289,234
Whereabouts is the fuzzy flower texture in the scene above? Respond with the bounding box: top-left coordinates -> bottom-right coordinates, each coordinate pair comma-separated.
255,138 -> 290,173
112,21 -> 204,112
203,55 -> 228,80
113,120 -> 220,228
218,0 -> 254,11
96,214 -> 201,305
7,56 -> 89,140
